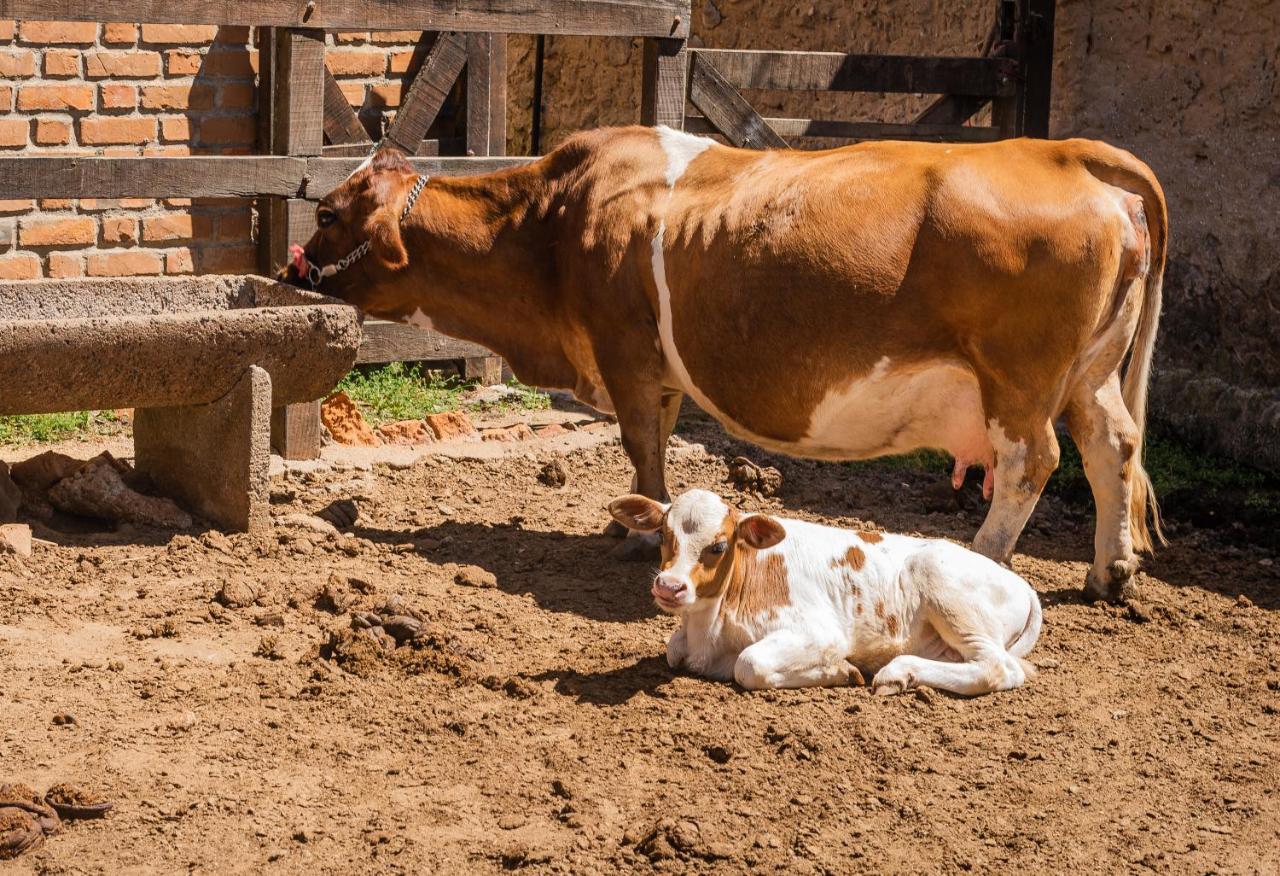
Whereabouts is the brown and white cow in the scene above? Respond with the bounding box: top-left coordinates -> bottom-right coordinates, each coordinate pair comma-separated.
284,126 -> 1167,601
609,488 -> 1042,696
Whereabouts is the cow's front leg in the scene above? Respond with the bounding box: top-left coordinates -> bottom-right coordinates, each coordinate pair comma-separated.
604,374 -> 667,561
973,416 -> 1060,565
733,631 -> 852,690
665,625 -> 689,670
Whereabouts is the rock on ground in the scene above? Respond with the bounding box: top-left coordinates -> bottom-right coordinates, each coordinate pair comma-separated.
321,392 -> 382,447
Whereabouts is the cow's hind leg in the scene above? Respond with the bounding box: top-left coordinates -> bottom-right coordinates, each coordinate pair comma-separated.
972,414 -> 1060,565
871,647 -> 1028,697
1065,375 -> 1142,601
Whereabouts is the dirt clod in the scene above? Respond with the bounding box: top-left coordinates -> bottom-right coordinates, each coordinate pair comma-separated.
216,579 -> 258,609
538,458 -> 568,488
321,391 -> 382,447
727,456 -> 783,497
454,565 -> 497,589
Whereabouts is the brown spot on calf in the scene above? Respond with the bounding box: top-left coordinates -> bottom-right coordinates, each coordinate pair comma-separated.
859,530 -> 884,544
720,550 -> 790,619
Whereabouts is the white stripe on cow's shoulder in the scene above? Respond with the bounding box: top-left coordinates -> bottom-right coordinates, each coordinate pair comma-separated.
656,125 -> 714,186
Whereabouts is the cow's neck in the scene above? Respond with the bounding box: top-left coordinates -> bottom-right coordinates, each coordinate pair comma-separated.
392,165 -> 578,388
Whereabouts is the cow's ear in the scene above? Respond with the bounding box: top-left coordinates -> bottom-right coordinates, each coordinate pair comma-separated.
366,205 -> 409,272
737,514 -> 785,550
608,494 -> 667,533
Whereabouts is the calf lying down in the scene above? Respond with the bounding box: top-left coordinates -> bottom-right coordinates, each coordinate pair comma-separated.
610,490 -> 1041,697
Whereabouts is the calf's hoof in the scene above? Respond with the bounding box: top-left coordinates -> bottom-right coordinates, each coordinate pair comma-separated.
609,532 -> 660,563
602,519 -> 629,539
1083,558 -> 1139,604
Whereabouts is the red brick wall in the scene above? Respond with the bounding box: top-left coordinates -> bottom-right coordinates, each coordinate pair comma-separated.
0,22 -> 432,280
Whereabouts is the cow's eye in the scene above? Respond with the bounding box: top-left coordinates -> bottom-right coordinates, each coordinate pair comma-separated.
316,207 -> 337,228
707,541 -> 729,555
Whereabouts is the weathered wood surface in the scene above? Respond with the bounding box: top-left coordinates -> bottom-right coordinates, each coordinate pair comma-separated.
463,356 -> 504,385
323,69 -> 371,145
0,0 -> 691,36
272,29 -> 326,156
690,49 -> 1017,97
688,53 -> 786,150
913,94 -> 989,127
640,37 -> 687,128
465,33 -> 507,157
271,400 -> 322,460
356,321 -> 493,365
383,32 -> 467,154
1019,0 -> 1056,137
684,115 -> 1001,143
305,156 -> 533,197
0,156 -> 306,198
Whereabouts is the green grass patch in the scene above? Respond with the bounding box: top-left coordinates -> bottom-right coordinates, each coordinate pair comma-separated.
337,363 -> 551,425
0,410 -> 125,447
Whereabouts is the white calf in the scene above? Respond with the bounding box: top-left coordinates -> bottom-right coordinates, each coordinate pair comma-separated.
609,489 -> 1042,696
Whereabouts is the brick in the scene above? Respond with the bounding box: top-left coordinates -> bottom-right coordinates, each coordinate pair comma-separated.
0,85 -> 10,111
218,83 -> 255,109
142,213 -> 213,242
101,145 -> 141,157
333,31 -> 368,44
389,50 -> 416,74
0,50 -> 36,77
0,199 -> 32,213
140,84 -> 215,111
164,248 -> 194,274
38,198 -> 72,209
143,144 -> 191,156
18,21 -> 97,44
33,118 -> 71,145
19,216 -> 96,247
102,23 -> 137,45
164,49 -> 203,76
339,82 -> 366,106
368,83 -> 402,109
101,216 -> 138,244
78,117 -> 156,146
0,253 -> 39,279
371,31 -> 422,44
87,250 -> 163,276
0,118 -> 25,147
84,51 -> 162,79
42,49 -> 79,77
141,24 -> 218,44
162,198 -> 192,208
80,198 -> 152,211
213,26 -> 251,45
198,116 -> 255,145
199,49 -> 257,78
327,50 -> 385,77
194,245 -> 256,274
0,21 -> 13,42
47,251 -> 84,278
159,117 -> 190,142
216,210 -> 253,242
100,84 -> 137,110
17,83 -> 93,111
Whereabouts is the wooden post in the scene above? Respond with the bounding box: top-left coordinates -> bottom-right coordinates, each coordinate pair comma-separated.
641,37 -> 687,128
1020,0 -> 1056,137
258,27 -> 327,460
465,33 -> 507,156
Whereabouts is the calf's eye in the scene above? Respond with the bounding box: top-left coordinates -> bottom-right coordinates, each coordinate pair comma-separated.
707,541 -> 729,555
316,208 -> 337,228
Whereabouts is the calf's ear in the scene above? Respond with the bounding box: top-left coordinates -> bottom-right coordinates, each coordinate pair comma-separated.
737,514 -> 786,550
608,494 -> 667,532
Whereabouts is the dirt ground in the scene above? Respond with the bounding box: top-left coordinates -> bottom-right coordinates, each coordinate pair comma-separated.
1,402 -> 1278,875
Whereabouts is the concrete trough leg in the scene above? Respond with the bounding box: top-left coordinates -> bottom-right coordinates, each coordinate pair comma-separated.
134,365 -> 273,533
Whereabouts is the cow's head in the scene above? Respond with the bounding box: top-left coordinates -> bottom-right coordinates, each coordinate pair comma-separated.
280,147 -> 420,315
608,488 -> 786,614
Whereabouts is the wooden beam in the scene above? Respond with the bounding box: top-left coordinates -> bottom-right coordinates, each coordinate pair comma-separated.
271,400 -> 321,460
356,321 -> 494,365
689,49 -> 1018,97
640,37 -> 687,128
0,0 -> 692,36
383,31 -> 467,154
0,156 -> 305,198
684,116 -> 1002,143
323,68 -> 370,145
272,29 -> 326,156
913,94 -> 989,127
465,33 -> 507,157
687,53 -> 786,150
304,155 -> 533,197
1019,0 -> 1056,137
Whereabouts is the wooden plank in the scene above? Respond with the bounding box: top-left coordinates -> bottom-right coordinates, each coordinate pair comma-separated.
913,94 -> 988,126
640,37 -> 687,128
384,31 -> 467,154
305,156 -> 533,197
687,53 -> 786,150
321,142 -> 377,157
1020,0 -> 1056,137
323,68 -> 370,145
690,48 -> 1018,97
684,115 -> 1002,143
463,356 -> 504,385
271,400 -> 322,461
356,321 -> 494,365
0,0 -> 692,36
273,29 -> 326,156
0,156 -> 304,198
465,33 -> 507,157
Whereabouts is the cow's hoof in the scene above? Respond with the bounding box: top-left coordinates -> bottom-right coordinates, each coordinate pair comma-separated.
0,808 -> 44,861
1084,558 -> 1139,604
609,532 -> 660,563
602,520 -> 628,540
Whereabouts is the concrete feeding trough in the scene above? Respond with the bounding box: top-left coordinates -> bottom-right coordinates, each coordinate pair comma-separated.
0,276 -> 361,532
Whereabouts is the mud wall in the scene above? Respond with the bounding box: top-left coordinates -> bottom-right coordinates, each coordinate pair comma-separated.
502,0 -> 1280,471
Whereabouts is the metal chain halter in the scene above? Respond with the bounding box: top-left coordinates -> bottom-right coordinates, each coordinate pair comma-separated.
306,174 -> 428,290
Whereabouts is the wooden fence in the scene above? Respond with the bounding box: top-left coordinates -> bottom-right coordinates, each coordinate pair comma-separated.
0,0 -> 1055,460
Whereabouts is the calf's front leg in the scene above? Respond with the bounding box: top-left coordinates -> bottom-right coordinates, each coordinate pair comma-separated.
734,630 -> 855,690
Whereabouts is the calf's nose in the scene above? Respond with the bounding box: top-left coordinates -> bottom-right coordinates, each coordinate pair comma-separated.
652,574 -> 687,602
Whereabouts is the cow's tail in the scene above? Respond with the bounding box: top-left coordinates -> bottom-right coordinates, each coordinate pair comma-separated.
1080,144 -> 1168,553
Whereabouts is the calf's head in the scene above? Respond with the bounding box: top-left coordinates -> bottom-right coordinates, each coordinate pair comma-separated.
608,489 -> 786,614
280,147 -> 419,315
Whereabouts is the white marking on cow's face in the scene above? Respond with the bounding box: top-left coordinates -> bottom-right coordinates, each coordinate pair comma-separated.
656,125 -> 714,186
404,308 -> 435,331
803,359 -> 990,463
